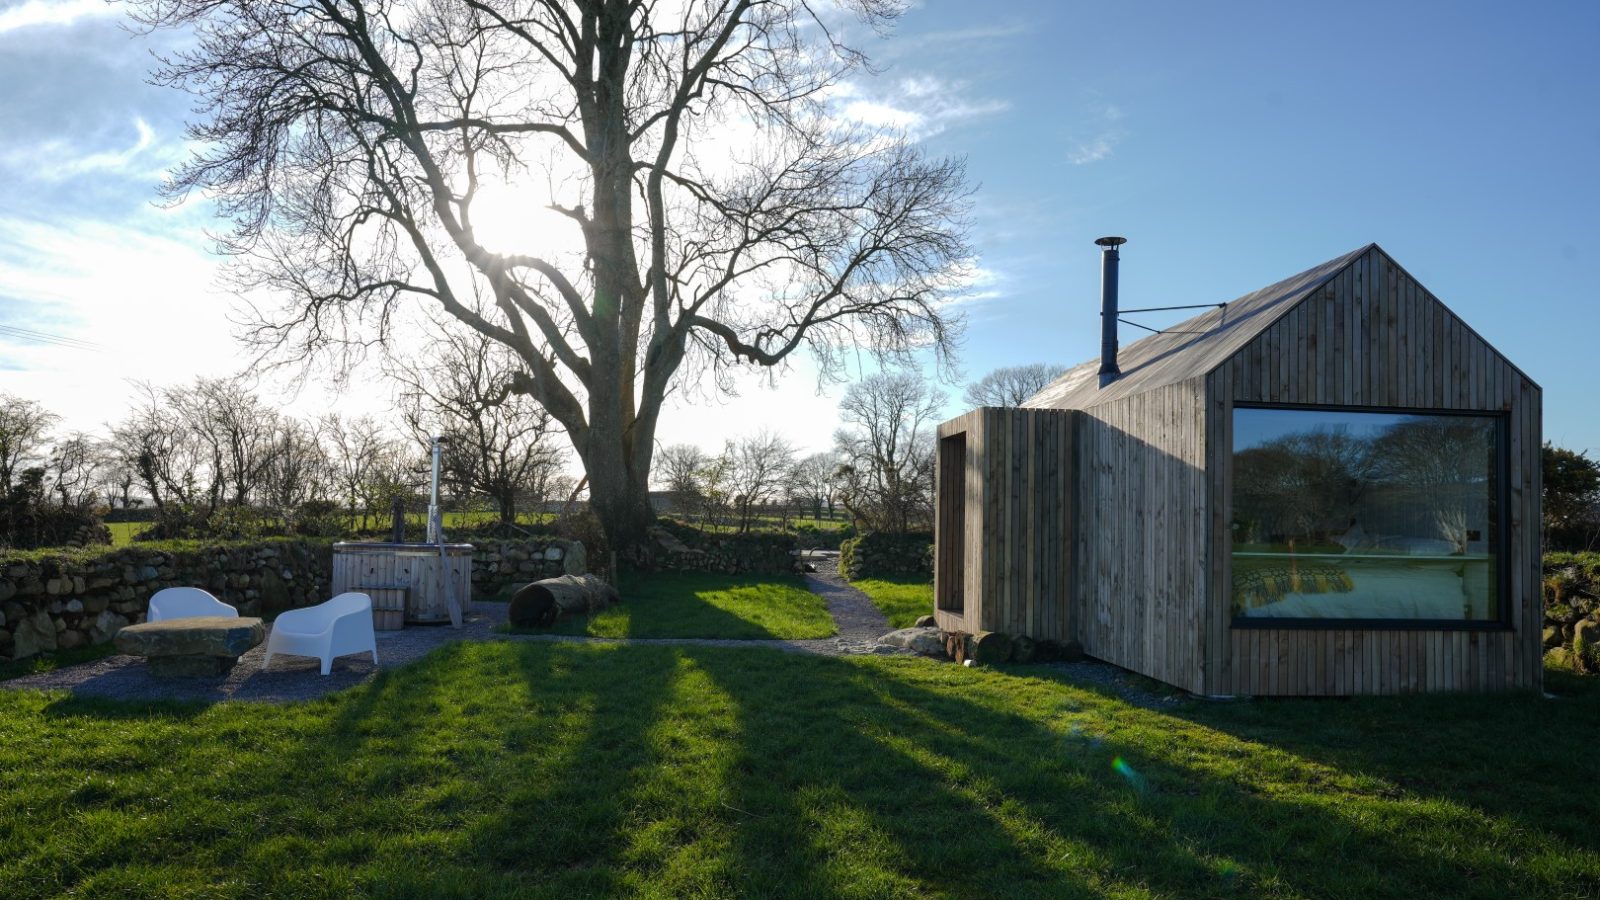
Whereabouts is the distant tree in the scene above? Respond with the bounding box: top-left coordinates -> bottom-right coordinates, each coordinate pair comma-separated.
962,363 -> 1066,408
834,372 -> 943,533
1545,442 -> 1600,550
169,376 -> 281,508
724,431 -> 797,533
261,419 -> 332,529
46,433 -> 105,511
321,414 -> 401,529
110,384 -> 217,528
654,443 -> 710,519
395,329 -> 566,526
0,394 -> 59,493
790,451 -> 841,521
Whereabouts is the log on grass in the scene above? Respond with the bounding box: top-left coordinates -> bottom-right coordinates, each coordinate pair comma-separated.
509,574 -> 619,627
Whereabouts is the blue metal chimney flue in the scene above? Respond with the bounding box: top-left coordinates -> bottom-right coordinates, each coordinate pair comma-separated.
1096,236 -> 1126,387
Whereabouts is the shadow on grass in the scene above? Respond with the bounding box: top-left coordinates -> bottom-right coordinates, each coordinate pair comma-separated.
1167,664 -> 1600,859
9,644 -> 1599,898
529,573 -> 833,640
691,651 -> 1599,898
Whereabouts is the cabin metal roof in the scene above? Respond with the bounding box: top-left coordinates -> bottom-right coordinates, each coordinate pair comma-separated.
1022,243 -> 1377,410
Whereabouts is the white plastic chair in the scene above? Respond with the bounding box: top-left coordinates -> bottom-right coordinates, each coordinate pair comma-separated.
262,592 -> 378,676
148,587 -> 238,622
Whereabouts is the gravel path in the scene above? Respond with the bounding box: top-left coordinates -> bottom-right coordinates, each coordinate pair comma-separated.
1,611 -> 507,703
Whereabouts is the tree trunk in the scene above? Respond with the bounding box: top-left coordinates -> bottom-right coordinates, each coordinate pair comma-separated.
583,443 -> 657,561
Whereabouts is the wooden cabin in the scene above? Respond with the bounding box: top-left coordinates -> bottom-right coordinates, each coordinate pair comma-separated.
934,243 -> 1542,695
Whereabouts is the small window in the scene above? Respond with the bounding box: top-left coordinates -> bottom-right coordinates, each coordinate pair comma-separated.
1231,406 -> 1503,625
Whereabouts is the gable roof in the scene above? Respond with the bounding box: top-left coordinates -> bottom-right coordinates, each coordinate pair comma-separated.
1023,244 -> 1375,410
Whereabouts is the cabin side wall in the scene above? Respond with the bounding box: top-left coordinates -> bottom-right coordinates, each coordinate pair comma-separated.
934,408 -> 1074,642
1205,247 -> 1543,695
1075,379 -> 1209,694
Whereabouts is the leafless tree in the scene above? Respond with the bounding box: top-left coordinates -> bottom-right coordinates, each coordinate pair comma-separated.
94,451 -> 139,511
46,433 -> 105,511
262,418 -> 333,527
394,328 -> 567,526
833,371 -> 942,533
0,394 -> 60,493
180,377 -> 283,508
653,442 -> 709,518
322,413 -> 404,528
135,0 -> 972,552
724,430 -> 796,532
963,363 -> 1066,408
110,384 -> 215,523
789,450 -> 840,521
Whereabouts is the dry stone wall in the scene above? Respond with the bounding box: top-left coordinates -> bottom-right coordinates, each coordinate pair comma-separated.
470,539 -> 587,597
0,541 -> 333,661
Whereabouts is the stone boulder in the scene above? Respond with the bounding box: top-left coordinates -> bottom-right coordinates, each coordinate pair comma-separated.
114,616 -> 265,677
562,541 -> 588,576
877,627 -> 948,658
11,610 -> 59,659
88,610 -> 131,644
1575,618 -> 1600,647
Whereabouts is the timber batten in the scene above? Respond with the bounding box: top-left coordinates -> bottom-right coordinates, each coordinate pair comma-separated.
936,243 -> 1541,696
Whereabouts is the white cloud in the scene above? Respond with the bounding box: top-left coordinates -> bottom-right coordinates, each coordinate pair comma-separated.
0,215 -> 239,429
1065,104 -> 1127,165
0,0 -> 120,35
835,74 -> 1009,141
0,117 -> 186,183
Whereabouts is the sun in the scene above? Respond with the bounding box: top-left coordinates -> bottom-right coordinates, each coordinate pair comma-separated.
467,181 -> 586,261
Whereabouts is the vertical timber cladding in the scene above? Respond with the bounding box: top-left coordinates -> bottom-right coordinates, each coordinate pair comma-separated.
1074,378 -> 1210,694
1207,245 -> 1544,695
933,407 -> 1074,641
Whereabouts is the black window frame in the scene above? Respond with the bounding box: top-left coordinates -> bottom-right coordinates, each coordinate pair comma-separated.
1228,401 -> 1513,632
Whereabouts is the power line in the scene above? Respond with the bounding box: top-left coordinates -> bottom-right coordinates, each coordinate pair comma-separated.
0,323 -> 103,351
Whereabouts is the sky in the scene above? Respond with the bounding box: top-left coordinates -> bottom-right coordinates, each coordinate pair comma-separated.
1,0 -> 1597,462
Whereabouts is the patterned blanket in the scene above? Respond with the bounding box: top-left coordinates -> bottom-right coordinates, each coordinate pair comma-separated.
1233,564 -> 1355,611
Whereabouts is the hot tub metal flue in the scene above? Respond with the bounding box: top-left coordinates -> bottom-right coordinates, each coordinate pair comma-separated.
427,434 -> 444,545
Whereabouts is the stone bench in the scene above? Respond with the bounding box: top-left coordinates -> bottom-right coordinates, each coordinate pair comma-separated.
113,616 -> 266,677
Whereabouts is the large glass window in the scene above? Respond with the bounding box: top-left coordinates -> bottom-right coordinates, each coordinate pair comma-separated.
1231,406 -> 1501,623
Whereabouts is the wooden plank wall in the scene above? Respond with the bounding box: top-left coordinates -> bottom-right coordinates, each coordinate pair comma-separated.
1074,379 -> 1210,694
933,408 -> 1074,642
1206,246 -> 1543,695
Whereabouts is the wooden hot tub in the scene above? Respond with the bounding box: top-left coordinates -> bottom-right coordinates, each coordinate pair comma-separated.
331,542 -> 473,625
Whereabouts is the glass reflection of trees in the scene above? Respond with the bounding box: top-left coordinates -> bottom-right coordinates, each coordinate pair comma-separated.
1233,412 -> 1496,556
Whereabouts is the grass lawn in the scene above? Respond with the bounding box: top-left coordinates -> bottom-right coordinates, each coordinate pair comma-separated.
2,645 -> 1597,898
850,577 -> 934,629
106,521 -> 150,547
532,572 -> 836,640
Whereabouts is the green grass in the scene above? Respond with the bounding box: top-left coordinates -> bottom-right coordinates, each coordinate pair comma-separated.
532,572 -> 836,640
851,577 -> 934,628
106,521 -> 151,547
1,645 -> 1597,898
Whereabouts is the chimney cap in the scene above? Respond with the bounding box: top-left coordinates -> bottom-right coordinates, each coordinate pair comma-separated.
1094,236 -> 1127,247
